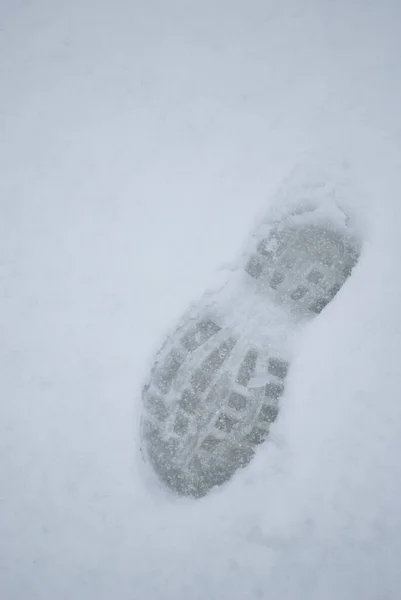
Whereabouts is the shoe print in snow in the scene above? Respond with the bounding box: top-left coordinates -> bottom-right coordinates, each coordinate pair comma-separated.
140,171 -> 362,498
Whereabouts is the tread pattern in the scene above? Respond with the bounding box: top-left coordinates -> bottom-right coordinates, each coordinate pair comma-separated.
245,224 -> 359,315
142,322 -> 287,497
141,217 -> 361,497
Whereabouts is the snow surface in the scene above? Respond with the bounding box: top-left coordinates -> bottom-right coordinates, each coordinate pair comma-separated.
1,1 -> 401,598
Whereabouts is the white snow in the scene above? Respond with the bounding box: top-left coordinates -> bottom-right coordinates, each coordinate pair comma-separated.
1,1 -> 401,598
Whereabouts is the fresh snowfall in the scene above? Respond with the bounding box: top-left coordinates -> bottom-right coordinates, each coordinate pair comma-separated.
1,1 -> 401,599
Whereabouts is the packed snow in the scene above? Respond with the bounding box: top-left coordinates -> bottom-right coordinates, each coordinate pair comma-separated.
1,1 -> 401,599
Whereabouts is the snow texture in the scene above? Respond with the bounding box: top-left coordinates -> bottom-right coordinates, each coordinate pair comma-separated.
1,1 -> 401,599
